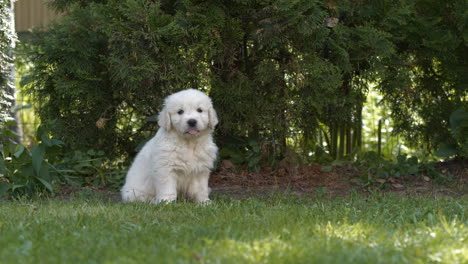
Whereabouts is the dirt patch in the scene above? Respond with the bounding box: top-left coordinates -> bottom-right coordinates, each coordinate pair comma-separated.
55,159 -> 467,200
210,164 -> 355,197
209,160 -> 467,198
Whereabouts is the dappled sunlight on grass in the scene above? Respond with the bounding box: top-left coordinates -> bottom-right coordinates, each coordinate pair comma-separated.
198,223 -> 383,263
195,214 -> 467,263
202,236 -> 292,262
0,194 -> 466,263
391,216 -> 468,263
322,221 -> 377,243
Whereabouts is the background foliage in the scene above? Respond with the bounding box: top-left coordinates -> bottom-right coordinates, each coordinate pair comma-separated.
15,0 -> 468,167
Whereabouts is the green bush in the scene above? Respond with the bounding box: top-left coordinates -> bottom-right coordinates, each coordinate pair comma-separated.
0,120 -> 64,197
435,109 -> 468,158
21,0 -> 467,163
375,0 -> 468,153
355,151 -> 448,185
0,119 -> 125,198
219,136 -> 264,172
22,0 -> 395,161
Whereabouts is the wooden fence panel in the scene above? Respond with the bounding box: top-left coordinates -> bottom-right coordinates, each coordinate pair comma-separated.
14,0 -> 61,32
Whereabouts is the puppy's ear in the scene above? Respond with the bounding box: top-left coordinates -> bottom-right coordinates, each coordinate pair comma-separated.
208,107 -> 218,130
158,106 -> 172,130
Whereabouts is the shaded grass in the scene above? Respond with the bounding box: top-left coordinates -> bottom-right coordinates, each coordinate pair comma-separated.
0,193 -> 467,263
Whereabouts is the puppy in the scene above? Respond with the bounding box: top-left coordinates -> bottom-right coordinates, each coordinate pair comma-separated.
121,89 -> 218,204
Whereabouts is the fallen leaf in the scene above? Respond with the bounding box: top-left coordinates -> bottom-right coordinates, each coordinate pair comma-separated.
277,168 -> 287,177
392,183 -> 404,189
220,159 -> 235,170
193,253 -> 202,261
423,176 -> 431,182
376,179 -> 386,184
95,117 -> 110,129
325,17 -> 339,28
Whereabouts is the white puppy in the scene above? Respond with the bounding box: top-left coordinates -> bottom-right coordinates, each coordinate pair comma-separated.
121,89 -> 218,204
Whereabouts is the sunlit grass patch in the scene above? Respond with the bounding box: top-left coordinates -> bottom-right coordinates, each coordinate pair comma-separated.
0,193 -> 466,263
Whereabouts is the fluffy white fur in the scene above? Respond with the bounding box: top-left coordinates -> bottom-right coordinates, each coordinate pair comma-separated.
121,89 -> 218,204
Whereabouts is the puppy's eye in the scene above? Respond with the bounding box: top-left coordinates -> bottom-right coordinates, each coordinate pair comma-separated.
197,108 -> 203,113
177,109 -> 184,115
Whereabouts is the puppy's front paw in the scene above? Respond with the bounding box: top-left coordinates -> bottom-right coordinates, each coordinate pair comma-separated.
153,195 -> 177,205
197,199 -> 212,206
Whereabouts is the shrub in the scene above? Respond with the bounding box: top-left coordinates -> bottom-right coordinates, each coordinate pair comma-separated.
435,109 -> 468,158
22,0 -> 467,164
0,120 -> 64,197
355,151 -> 448,185
22,0 -> 395,162
0,119 -> 125,198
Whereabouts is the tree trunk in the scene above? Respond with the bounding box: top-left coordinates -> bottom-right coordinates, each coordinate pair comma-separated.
356,105 -> 363,152
378,119 -> 382,156
0,0 -> 20,140
346,125 -> 352,156
330,122 -> 337,158
338,124 -> 345,159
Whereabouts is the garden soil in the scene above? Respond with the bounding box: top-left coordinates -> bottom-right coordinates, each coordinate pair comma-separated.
209,159 -> 467,198
59,159 -> 467,200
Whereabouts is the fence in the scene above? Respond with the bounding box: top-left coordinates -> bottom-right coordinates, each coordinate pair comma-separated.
14,0 -> 60,32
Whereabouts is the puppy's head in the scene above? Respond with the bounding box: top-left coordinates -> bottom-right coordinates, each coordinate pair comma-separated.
158,89 -> 218,137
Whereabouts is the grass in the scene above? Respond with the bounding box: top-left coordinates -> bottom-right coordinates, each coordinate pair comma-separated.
0,192 -> 467,264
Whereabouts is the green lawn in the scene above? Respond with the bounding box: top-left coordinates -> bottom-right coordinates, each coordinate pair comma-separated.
0,193 -> 466,263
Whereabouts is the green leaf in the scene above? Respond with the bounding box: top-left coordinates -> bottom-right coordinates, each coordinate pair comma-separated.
408,165 -> 420,175
219,148 -> 245,165
4,140 -> 18,156
12,104 -> 32,113
0,157 -> 6,175
38,162 -> 51,180
435,144 -> 458,158
11,184 -> 25,192
247,156 -> 260,168
35,176 -> 53,192
396,154 -> 407,164
31,146 -> 45,175
13,144 -> 25,158
49,138 -> 64,147
229,152 -> 245,165
146,115 -> 159,122
252,145 -> 260,153
449,108 -> 468,131
19,73 -> 34,87
377,171 -> 389,178
41,135 -> 52,147
407,156 -> 418,165
2,128 -> 20,138
0,181 -> 10,197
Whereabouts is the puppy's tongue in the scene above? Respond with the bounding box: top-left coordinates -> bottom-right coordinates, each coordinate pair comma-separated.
188,129 -> 199,135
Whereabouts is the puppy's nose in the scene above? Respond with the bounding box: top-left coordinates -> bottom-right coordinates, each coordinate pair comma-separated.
187,119 -> 197,127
